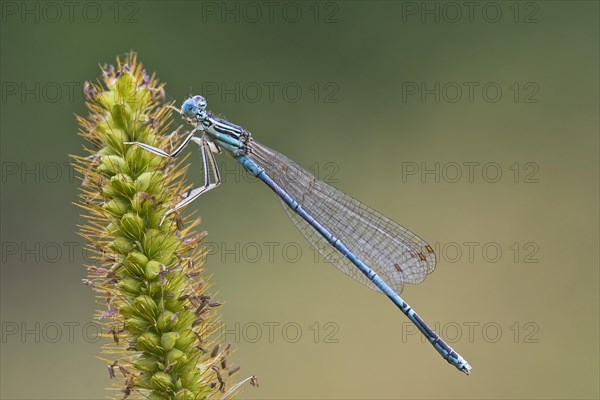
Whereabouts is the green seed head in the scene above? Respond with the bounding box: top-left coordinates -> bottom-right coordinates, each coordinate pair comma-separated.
74,53 -> 240,399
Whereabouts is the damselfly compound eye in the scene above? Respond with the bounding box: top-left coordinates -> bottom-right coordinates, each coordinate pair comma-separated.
180,98 -> 199,119
192,95 -> 207,111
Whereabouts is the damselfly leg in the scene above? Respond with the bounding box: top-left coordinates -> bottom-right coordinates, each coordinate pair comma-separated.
124,127 -> 200,158
124,130 -> 221,224
167,137 -> 221,215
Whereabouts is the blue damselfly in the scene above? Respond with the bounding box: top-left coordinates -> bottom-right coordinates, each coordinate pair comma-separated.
125,95 -> 472,375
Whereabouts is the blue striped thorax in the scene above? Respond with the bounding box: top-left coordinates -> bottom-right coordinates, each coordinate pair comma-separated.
181,95 -> 251,157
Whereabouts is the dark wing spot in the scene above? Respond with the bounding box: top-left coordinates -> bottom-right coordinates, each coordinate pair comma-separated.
394,263 -> 402,272
418,253 -> 426,261
425,245 -> 434,253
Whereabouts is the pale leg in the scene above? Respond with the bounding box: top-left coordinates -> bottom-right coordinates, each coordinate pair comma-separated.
160,137 -> 221,225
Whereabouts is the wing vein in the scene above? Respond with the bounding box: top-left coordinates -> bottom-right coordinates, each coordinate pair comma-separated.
248,141 -> 437,294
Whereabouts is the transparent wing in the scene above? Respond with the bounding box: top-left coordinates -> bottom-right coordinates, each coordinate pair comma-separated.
249,141 -> 437,294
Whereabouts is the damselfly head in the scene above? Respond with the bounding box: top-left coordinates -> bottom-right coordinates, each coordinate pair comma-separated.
181,95 -> 207,120
180,99 -> 197,119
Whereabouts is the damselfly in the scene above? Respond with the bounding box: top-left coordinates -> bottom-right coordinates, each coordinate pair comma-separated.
125,95 -> 472,375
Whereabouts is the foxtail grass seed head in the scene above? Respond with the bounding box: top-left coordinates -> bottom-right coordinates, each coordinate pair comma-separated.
73,52 -> 251,399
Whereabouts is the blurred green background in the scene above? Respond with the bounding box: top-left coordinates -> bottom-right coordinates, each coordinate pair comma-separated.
1,1 -> 598,399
